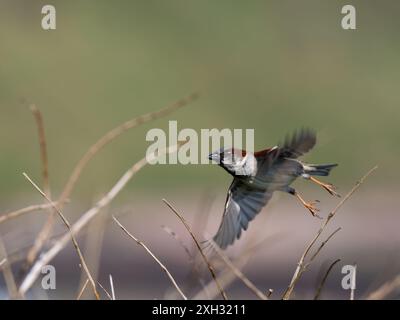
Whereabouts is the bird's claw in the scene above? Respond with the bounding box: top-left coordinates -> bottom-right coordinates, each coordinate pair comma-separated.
322,182 -> 341,197
304,200 -> 320,217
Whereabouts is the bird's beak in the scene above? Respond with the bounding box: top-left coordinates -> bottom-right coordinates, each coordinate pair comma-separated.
208,153 -> 217,162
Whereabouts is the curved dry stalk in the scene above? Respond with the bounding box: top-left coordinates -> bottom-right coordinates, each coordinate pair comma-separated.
162,199 -> 228,300
26,93 -> 198,267
109,275 -> 116,300
314,259 -> 341,300
76,204 -> 108,299
192,233 -> 278,300
77,279 -> 89,300
366,274 -> 400,300
208,239 -> 268,300
0,237 -> 20,299
0,202 -> 59,225
59,92 -> 198,207
18,142 -> 184,296
26,105 -> 55,267
305,227 -> 342,269
30,105 -> 51,194
97,281 -> 113,300
282,165 -> 378,300
22,173 -> 100,300
161,225 -> 194,261
113,216 -> 187,300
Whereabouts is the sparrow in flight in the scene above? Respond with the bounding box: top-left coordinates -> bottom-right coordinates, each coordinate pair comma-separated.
208,128 -> 338,249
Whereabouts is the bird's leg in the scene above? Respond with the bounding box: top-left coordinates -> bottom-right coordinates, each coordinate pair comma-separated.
286,187 -> 321,218
294,192 -> 321,217
309,176 -> 340,197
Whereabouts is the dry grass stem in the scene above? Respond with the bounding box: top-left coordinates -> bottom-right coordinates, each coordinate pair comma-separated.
18,142 -> 184,296
192,234 -> 277,300
97,281 -> 113,300
305,227 -> 342,268
113,216 -> 187,300
26,105 -> 55,266
208,239 -> 268,300
77,205 -> 107,299
24,93 -> 198,267
314,259 -> 341,300
282,165 -> 378,300
366,274 -> 400,300
0,202 -> 60,225
22,173 -> 100,300
162,198 -> 228,300
29,105 -> 51,193
76,279 -> 89,300
193,230 -> 281,300
58,92 -> 198,208
162,225 -> 194,261
109,274 -> 116,300
0,237 -> 20,299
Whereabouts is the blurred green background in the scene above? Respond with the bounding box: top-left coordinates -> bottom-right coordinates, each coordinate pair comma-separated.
1,0 -> 399,204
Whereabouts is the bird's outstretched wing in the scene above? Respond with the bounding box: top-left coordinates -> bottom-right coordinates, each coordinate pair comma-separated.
279,128 -> 316,159
254,128 -> 316,176
212,179 -> 273,249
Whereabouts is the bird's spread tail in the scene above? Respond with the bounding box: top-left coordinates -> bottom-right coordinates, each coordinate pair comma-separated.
305,163 -> 338,176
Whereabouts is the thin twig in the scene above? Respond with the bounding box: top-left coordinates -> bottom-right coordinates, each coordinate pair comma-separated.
3,225 -> 80,267
314,259 -> 341,300
22,173 -> 100,300
161,225 -> 194,261
26,105 -> 55,266
113,216 -> 187,300
162,199 -> 228,300
29,105 -> 50,193
282,166 -> 378,300
77,204 -> 108,299
192,233 -> 279,300
97,281 -> 113,300
176,192 -> 216,299
366,274 -> 400,300
59,92 -> 198,207
25,93 -> 198,267
18,142 -> 184,296
208,239 -> 268,300
305,227 -> 342,268
0,237 -> 20,299
109,274 -> 116,300
76,279 -> 89,300
0,202 -> 60,225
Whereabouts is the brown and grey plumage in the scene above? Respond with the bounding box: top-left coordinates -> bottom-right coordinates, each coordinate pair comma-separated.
208,129 -> 339,249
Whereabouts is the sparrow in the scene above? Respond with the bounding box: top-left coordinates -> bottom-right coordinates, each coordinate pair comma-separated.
208,128 -> 338,249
